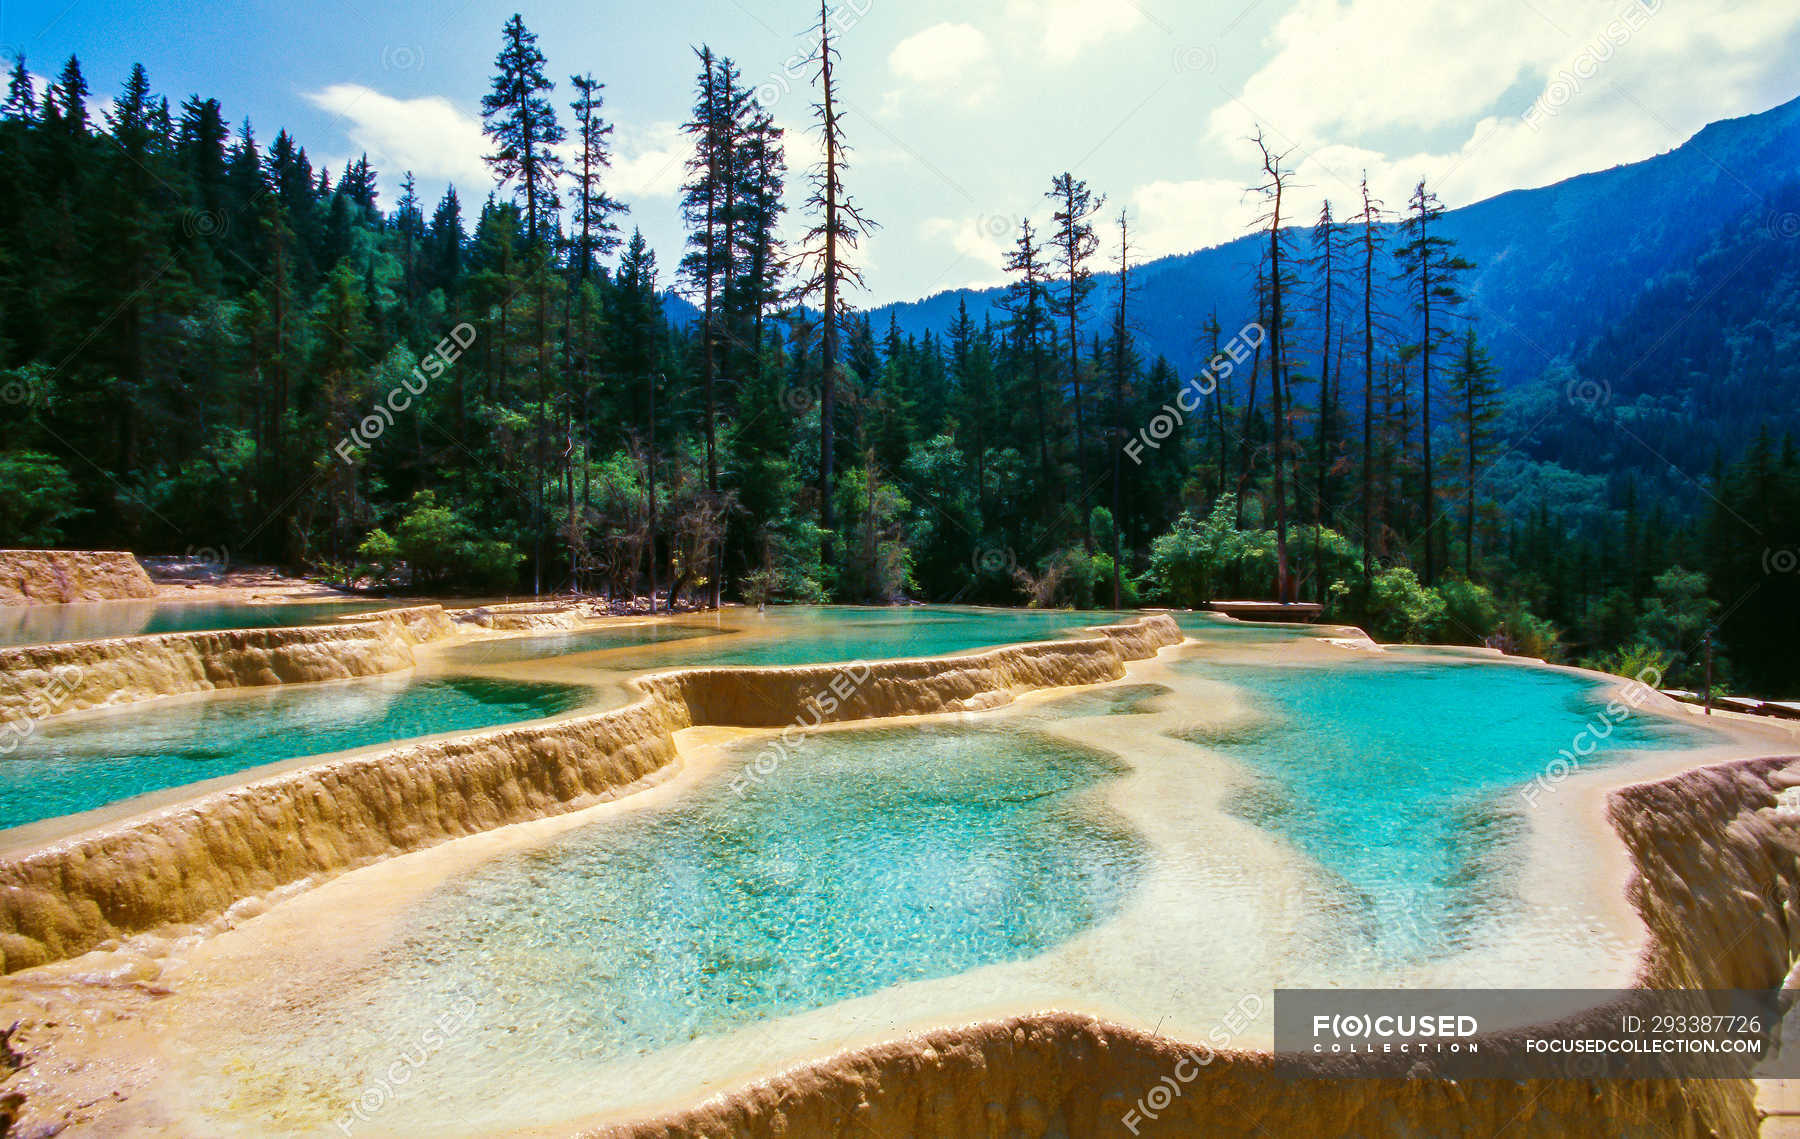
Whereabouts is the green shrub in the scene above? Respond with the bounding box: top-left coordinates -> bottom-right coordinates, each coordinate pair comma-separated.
1364,567 -> 1447,643
0,451 -> 83,546
358,491 -> 521,592
1437,577 -> 1500,644
1580,641 -> 1673,687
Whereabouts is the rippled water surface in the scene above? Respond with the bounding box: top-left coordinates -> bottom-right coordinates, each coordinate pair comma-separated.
0,598 -> 407,647
1171,656 -> 1718,960
548,605 -> 1128,669
0,676 -> 592,830
311,725 -> 1141,1117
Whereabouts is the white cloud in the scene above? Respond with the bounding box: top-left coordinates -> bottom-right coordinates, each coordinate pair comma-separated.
920,214 -> 1018,288
1203,0 -> 1800,230
1129,179 -> 1256,259
303,84 -> 489,189
889,23 -> 995,106
305,83 -> 694,208
1005,0 -> 1145,65
608,121 -> 691,200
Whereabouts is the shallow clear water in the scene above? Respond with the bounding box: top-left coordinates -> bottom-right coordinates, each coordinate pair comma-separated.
1171,657 -> 1718,961
566,606 -> 1126,671
360,725 -> 1142,1082
439,622 -> 723,666
1171,612 -> 1335,640
0,676 -> 592,830
0,598 -> 403,647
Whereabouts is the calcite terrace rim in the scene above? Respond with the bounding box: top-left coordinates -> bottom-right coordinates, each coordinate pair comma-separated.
1,607 -> 1792,1136
0,612 -> 1184,974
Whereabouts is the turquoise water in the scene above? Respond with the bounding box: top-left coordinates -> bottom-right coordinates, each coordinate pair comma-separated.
0,599 -> 403,647
585,606 -> 1127,670
1173,658 -> 1718,961
0,676 -> 592,831
1172,612 -> 1332,640
369,725 -> 1142,1070
440,622 -> 723,666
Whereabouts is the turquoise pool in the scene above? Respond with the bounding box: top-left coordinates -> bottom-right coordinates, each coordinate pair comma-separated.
0,598 -> 405,647
578,606 -> 1129,671
440,622 -> 724,666
1172,612 -> 1334,640
1171,657 -> 1719,961
0,676 -> 592,831
361,725 -> 1141,1075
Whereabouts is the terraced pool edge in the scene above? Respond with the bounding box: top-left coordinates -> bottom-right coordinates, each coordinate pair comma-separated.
0,604 -> 457,721
562,753 -> 1800,1139
0,614 -> 1183,972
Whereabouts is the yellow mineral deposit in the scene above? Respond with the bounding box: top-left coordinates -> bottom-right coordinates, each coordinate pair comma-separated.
0,550 -> 157,606
0,606 -> 1796,1139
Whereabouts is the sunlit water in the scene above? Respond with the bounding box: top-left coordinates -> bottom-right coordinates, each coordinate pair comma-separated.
1,606 -> 1136,833
0,598 -> 406,647
438,621 -> 723,666
487,605 -> 1129,669
229,725 -> 1141,1131
1170,655 -> 1717,962
0,676 -> 592,831
162,632 -> 1748,1135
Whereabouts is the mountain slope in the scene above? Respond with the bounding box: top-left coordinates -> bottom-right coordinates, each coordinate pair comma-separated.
870,93 -> 1800,393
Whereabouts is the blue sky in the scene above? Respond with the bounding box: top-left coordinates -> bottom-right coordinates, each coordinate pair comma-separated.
5,0 -> 1798,305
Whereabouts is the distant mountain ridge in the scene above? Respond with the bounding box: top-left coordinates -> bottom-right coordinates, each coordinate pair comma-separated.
867,93 -> 1800,391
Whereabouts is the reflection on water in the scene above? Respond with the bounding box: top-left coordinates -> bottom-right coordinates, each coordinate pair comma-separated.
158,632 -> 1754,1136
0,675 -> 592,830
439,621 -> 723,666
247,725 -> 1142,1130
0,598 -> 404,647
1170,657 -> 1718,962
577,605 -> 1128,671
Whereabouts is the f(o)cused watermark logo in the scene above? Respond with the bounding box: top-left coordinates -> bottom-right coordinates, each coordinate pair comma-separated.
974,213 -> 1021,241
1523,0 -> 1662,131
1121,994 -> 1262,1134
1518,665 -> 1661,807
970,544 -> 1016,576
0,374 -> 35,408
1564,376 -> 1611,412
181,208 -> 228,239
335,995 -> 477,1136
381,44 -> 426,72
0,665 -> 83,755
1172,45 -> 1217,74
752,0 -> 873,111
335,323 -> 476,464
729,662 -> 873,797
1764,548 -> 1800,575
1125,322 -> 1264,466
782,385 -> 817,415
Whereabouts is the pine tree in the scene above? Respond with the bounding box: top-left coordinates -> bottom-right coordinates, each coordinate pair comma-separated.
1449,326 -> 1501,576
1395,178 -> 1473,586
680,47 -> 742,498
796,0 -> 876,579
1108,209 -> 1134,609
1354,174 -> 1386,608
1046,172 -> 1104,542
480,13 -> 564,593
480,14 -> 564,247
49,56 -> 90,137
568,72 -> 626,282
1309,198 -> 1349,603
1250,131 -> 1298,603
1001,217 -> 1057,522
2,54 -> 36,121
